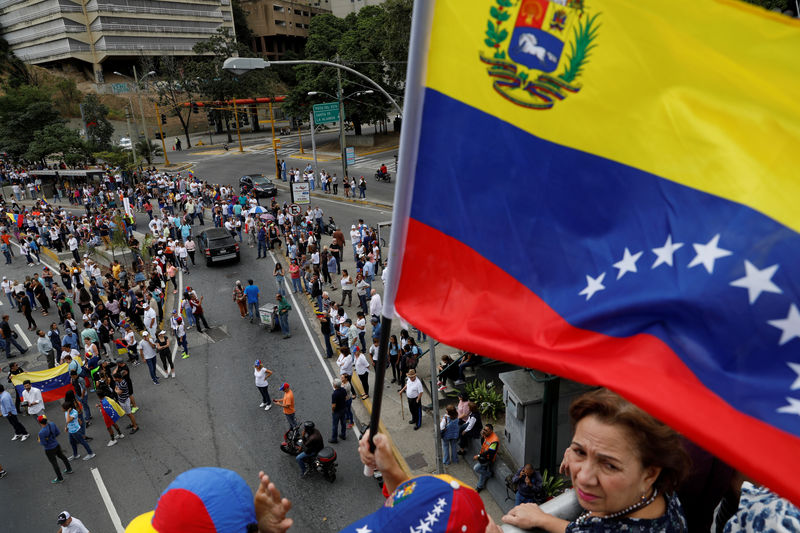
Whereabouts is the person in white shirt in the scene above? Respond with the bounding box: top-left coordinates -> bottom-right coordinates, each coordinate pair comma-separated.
138,331 -> 160,385
143,303 -> 157,338
22,380 -> 45,416
399,369 -> 424,430
354,347 -> 371,399
67,235 -> 79,262
57,511 -> 90,533
253,360 -> 273,410
369,289 -> 382,320
336,347 -> 354,377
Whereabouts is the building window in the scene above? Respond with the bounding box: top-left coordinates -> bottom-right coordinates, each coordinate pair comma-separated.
275,19 -> 285,26
273,5 -> 284,11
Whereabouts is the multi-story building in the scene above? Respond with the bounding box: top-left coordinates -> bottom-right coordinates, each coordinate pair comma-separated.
0,0 -> 235,82
329,0 -> 385,18
240,0 -> 330,59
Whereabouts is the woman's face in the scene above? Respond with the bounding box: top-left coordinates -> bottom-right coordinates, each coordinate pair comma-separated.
567,415 -> 660,516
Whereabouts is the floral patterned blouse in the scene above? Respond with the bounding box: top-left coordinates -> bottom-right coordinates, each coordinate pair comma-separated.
565,493 -> 687,533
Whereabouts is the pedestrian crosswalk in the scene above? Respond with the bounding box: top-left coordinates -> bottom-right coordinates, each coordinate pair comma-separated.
350,153 -> 395,173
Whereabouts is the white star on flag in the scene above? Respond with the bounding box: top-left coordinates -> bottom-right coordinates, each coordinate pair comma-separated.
729,261 -> 782,304
787,362 -> 800,391
613,247 -> 643,279
651,234 -> 683,269
355,525 -> 372,533
688,234 -> 732,274
425,511 -> 439,524
777,397 -> 800,416
416,519 -> 433,533
768,304 -> 800,346
579,272 -> 606,301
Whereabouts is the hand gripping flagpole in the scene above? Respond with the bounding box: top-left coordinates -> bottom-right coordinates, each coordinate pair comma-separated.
364,0 -> 434,469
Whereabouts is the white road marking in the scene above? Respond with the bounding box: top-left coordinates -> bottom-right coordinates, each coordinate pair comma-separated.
91,467 -> 125,533
14,324 -> 31,347
268,251 -> 334,384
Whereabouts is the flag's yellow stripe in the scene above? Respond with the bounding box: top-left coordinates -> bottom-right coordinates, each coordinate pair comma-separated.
426,0 -> 800,231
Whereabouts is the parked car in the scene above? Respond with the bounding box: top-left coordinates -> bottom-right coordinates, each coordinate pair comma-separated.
240,174 -> 277,198
119,137 -> 132,150
197,228 -> 240,266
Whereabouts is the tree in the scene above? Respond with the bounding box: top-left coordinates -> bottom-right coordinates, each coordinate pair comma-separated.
0,36 -> 31,88
135,139 -> 163,164
24,123 -> 88,165
148,56 -> 200,149
94,149 -> 134,170
231,0 -> 254,46
81,94 -> 114,150
0,85 -> 62,161
54,77 -> 82,117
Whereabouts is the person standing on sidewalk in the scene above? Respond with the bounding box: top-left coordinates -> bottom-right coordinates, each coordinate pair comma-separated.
276,294 -> 291,339
36,415 -> 72,483
399,369 -> 424,431
1,384 -> 29,440
354,346 -> 370,400
36,329 -> 56,368
244,279 -> 260,323
254,360 -> 273,411
62,401 -> 95,461
440,405 -> 460,465
273,382 -> 297,429
317,313 -> 334,359
472,424 -> 499,493
138,332 -> 160,385
330,378 -> 347,443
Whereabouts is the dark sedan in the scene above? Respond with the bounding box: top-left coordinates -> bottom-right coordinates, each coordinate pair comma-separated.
198,228 -> 240,266
240,174 -> 277,198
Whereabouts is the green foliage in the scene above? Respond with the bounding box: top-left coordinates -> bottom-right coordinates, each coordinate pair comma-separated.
54,78 -> 82,117
541,470 -> 569,498
485,0 -> 511,58
25,123 -> 89,165
231,0 -> 254,45
135,139 -> 163,164
0,84 -> 62,160
465,379 -> 505,420
0,36 -> 31,87
94,149 -> 134,170
149,56 -> 200,148
81,93 -> 114,150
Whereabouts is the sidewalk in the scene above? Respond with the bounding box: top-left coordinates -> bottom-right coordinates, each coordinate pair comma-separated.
272,249 -> 517,522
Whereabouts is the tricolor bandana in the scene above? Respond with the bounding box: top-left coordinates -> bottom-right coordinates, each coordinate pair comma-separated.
340,474 -> 488,533
125,468 -> 257,533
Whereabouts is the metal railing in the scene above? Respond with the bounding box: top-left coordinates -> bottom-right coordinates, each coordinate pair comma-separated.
94,3 -> 222,17
90,22 -> 218,34
501,490 -> 582,532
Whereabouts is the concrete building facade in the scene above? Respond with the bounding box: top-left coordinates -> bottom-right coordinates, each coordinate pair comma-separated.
329,0 -> 385,18
240,0 -> 330,60
0,0 -> 235,82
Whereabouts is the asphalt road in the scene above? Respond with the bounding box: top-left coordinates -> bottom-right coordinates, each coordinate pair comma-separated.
0,184 -> 394,530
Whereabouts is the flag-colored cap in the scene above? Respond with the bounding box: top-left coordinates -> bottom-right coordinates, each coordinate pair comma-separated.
125,468 -> 256,533
279,382 -> 289,391
254,360 -> 261,367
340,474 -> 488,533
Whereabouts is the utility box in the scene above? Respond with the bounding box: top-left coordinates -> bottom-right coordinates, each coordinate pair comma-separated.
500,369 -> 594,472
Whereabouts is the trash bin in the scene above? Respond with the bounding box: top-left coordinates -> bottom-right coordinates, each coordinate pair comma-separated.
259,304 -> 277,331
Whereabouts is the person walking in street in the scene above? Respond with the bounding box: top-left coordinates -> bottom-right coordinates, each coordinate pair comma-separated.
36,415 -> 72,483
22,379 -> 45,418
0,314 -> 27,359
254,360 -> 273,411
276,294 -> 291,339
113,372 -> 139,433
95,392 -> 126,447
399,369 -> 424,430
17,292 -> 36,330
330,378 -> 347,444
156,331 -> 175,378
138,331 -> 160,385
143,302 -> 158,339
233,280 -> 247,319
440,405 -> 460,465
472,424 -> 499,493
0,384 -> 29,440
273,382 -> 297,429
273,262 -> 286,297
244,279 -> 260,323
189,294 -> 210,333
57,511 -> 90,533
36,329 -> 56,368
62,401 -> 95,461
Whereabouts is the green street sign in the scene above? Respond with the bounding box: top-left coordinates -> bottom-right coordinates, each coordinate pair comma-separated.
313,102 -> 340,124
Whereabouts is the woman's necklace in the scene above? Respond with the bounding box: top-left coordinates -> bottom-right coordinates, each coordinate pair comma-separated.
574,487 -> 659,525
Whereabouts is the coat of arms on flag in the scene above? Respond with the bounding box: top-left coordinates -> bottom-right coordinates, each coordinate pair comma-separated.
481,0 -> 599,109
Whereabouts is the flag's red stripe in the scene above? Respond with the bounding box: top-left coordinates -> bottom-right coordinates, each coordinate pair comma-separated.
395,219 -> 800,503
42,384 -> 73,403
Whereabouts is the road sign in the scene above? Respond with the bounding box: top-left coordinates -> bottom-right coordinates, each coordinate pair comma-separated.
292,182 -> 310,205
345,146 -> 356,165
313,102 -> 340,125
288,203 -> 302,216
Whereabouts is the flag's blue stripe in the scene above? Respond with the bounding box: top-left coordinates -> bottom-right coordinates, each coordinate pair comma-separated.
411,89 -> 800,436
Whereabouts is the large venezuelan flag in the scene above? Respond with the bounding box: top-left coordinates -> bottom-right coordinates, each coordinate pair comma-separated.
11,357 -> 83,403
388,1 -> 800,503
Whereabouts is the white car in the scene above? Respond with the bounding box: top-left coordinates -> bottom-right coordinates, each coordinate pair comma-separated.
119,137 -> 132,150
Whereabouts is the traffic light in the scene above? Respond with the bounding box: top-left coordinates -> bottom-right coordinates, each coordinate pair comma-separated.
192,102 -> 199,114
206,111 -> 215,127
241,113 -> 249,126
161,114 -> 167,125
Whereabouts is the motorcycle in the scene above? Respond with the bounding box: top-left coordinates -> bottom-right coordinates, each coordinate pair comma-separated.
324,216 -> 338,236
374,170 -> 391,182
279,425 -> 338,482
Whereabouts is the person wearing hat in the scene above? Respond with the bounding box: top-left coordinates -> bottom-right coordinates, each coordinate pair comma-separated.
254,360 -> 273,410
138,331 -> 160,385
399,369 -> 424,431
273,383 -> 297,429
36,414 -> 72,483
155,331 -> 175,378
57,511 -> 89,533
